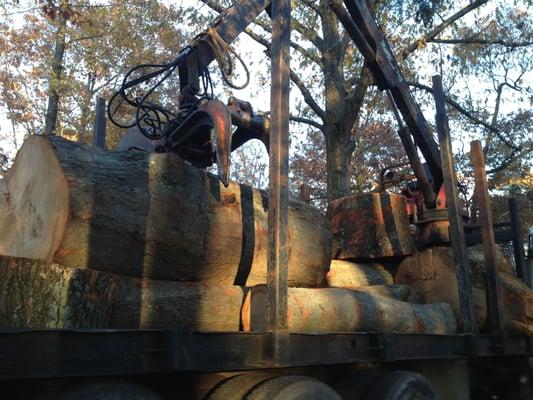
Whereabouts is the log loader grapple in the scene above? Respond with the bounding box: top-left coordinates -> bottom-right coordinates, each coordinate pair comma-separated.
110,0 -> 449,241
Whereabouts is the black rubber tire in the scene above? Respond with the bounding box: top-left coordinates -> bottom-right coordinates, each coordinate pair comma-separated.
206,374 -> 342,400
246,375 -> 342,400
364,371 -> 438,400
56,379 -> 163,400
205,373 -> 276,400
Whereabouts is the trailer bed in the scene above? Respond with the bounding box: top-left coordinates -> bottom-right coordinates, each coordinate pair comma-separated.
1,329 -> 531,380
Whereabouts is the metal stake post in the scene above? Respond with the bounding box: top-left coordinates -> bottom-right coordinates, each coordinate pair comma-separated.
93,96 -> 106,148
266,0 -> 291,362
470,140 -> 505,334
432,75 -> 476,334
509,198 -> 527,284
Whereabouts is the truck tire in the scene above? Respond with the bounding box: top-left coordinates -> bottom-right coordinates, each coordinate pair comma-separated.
246,375 -> 342,400
206,374 -> 342,400
56,379 -> 163,400
364,371 -> 437,400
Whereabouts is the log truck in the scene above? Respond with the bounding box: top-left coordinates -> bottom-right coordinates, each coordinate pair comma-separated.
0,0 -> 531,399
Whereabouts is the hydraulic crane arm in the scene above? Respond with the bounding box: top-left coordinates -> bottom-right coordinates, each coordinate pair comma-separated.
331,0 -> 444,206
178,0 -> 271,99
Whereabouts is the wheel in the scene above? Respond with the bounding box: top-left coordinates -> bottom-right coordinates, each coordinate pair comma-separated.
246,375 -> 342,400
56,379 -> 163,400
206,374 -> 342,400
364,371 -> 437,400
205,373 -> 276,400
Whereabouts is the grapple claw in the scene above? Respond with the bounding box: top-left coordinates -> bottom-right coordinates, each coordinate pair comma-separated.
199,100 -> 232,187
165,99 -> 232,187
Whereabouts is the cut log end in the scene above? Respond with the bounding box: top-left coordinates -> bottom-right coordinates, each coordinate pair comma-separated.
2,136 -> 68,261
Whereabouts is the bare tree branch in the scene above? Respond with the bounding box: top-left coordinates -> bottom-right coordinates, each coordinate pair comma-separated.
399,0 -> 489,60
290,115 -> 323,130
290,69 -> 326,121
407,80 -> 521,151
486,148 -> 521,174
300,0 -> 320,14
428,38 -> 533,48
347,66 -> 372,116
292,20 -> 325,51
213,14 -> 326,122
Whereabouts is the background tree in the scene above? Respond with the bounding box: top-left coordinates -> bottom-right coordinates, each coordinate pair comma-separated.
0,0 -> 187,148
198,0 -> 532,203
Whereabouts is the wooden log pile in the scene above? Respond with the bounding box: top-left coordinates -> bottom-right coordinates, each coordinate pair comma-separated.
396,245 -> 533,334
0,136 -> 458,334
0,136 -> 331,287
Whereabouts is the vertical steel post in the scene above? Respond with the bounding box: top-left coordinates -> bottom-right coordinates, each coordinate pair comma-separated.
470,140 -> 505,334
432,75 -> 477,334
266,0 -> 290,361
509,198 -> 527,284
93,96 -> 106,148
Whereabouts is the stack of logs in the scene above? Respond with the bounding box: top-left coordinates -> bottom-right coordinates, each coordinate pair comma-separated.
0,136 -> 529,335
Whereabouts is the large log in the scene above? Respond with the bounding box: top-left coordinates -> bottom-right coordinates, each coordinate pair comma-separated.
0,136 -> 331,286
0,256 -> 114,328
395,245 -> 533,334
352,284 -> 412,301
242,285 -> 456,334
0,255 -> 244,330
326,260 -> 393,288
329,193 -> 416,260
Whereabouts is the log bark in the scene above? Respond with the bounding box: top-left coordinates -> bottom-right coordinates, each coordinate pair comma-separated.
0,255 -> 245,331
242,285 -> 456,334
0,256 -> 114,329
352,284 -> 412,301
395,245 -> 533,334
329,193 -> 415,260
326,260 -> 393,288
110,278 -> 246,331
0,136 -> 331,286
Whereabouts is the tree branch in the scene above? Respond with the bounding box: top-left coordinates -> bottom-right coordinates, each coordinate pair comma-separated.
240,26 -> 327,122
290,69 -> 326,121
408,80 -> 521,151
300,0 -> 320,14
486,148 -> 521,174
428,38 -> 533,48
292,20 -> 325,51
290,115 -> 324,130
347,66 -> 372,117
399,0 -> 488,60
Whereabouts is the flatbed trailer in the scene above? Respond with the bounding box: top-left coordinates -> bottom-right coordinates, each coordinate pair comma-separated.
1,330 -> 531,399
1,330 -> 531,379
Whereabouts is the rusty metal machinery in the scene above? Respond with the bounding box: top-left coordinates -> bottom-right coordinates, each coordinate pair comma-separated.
109,0 -> 272,186
110,0 -> 452,246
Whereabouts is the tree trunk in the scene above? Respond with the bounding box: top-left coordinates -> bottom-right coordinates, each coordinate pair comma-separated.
44,4 -> 67,136
242,285 -> 456,334
325,128 -> 353,200
0,255 -> 245,330
0,136 -> 331,287
396,245 -> 533,334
